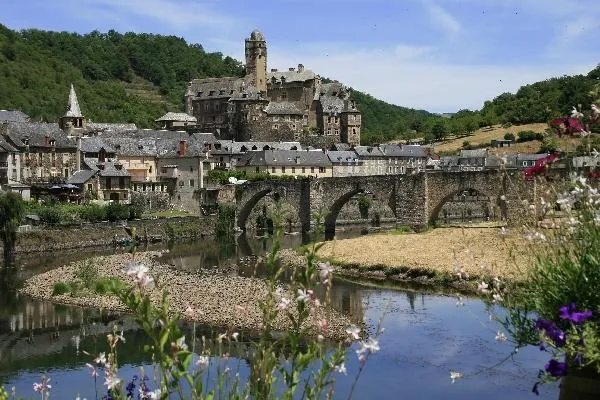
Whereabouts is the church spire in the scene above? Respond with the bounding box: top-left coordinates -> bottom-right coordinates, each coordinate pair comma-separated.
65,83 -> 83,118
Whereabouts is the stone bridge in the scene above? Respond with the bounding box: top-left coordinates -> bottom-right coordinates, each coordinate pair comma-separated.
234,170 -> 540,236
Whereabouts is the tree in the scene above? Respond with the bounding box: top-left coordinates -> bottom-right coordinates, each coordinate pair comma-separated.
0,192 -> 25,268
432,120 -> 448,140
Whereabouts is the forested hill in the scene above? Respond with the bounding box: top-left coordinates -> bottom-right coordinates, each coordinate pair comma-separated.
0,24 -> 436,141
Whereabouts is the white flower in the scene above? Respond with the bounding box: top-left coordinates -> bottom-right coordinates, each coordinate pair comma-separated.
571,105 -> 584,119
296,289 -> 311,303
124,262 -> 154,288
450,371 -> 462,383
32,377 -> 51,393
334,363 -> 347,375
104,375 -> 121,390
94,352 -> 107,365
345,325 -> 361,340
175,336 -> 188,351
231,332 -> 239,341
85,363 -> 98,377
492,293 -> 503,303
147,389 -> 162,400
499,227 -> 508,237
495,331 -> 507,342
477,281 -> 490,294
196,355 -> 209,371
500,195 -> 506,201
317,262 -> 335,283
356,338 -> 380,359
277,297 -> 291,311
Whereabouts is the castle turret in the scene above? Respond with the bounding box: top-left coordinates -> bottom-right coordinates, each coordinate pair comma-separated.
245,30 -> 267,94
59,84 -> 86,134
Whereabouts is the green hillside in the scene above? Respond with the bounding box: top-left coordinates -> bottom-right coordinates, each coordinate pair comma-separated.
0,24 -> 437,143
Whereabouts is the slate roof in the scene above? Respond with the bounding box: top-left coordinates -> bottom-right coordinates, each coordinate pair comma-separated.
240,150 -> 331,167
67,169 -> 97,185
102,137 -> 157,157
331,143 -> 351,151
460,149 -> 488,158
65,84 -> 83,118
354,146 -> 385,157
264,102 -> 305,115
212,140 -> 302,155
316,82 -> 357,114
380,144 -> 428,158
327,151 -> 360,164
0,110 -> 29,122
186,77 -> 264,102
4,122 -> 76,149
504,153 -> 549,167
79,137 -> 116,153
82,158 -> 130,177
156,112 -> 197,122
267,69 -> 317,84
87,122 -> 138,134
0,136 -> 18,152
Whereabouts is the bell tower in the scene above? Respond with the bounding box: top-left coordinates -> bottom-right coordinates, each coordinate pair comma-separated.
245,30 -> 267,94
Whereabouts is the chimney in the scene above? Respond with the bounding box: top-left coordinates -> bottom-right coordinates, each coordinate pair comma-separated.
297,64 -> 304,72
271,68 -> 278,72
178,140 -> 187,157
288,67 -> 295,72
76,137 -> 81,171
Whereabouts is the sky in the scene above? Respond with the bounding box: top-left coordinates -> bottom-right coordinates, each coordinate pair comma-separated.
2,0 -> 599,113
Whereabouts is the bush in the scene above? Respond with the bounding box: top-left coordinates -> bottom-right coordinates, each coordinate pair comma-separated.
38,207 -> 64,225
79,204 -> 107,222
52,282 -> 70,296
75,261 -> 99,289
94,277 -> 125,294
106,203 -> 131,221
503,133 -> 515,141
462,140 -> 473,150
517,130 -> 544,142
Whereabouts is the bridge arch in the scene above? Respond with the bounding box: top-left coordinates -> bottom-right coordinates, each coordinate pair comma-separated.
236,188 -> 272,231
324,188 -> 365,238
428,187 -> 500,225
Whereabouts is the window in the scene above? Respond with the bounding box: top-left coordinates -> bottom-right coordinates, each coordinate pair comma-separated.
189,179 -> 195,187
88,183 -> 93,191
255,167 -> 260,173
281,91 -> 287,100
311,167 -> 315,173
285,115 -> 291,121
272,167 -> 276,173
291,167 -> 296,173
179,180 -> 184,187
273,116 -> 279,121
272,124 -> 279,129
161,167 -> 167,174
149,166 -> 152,173
190,166 -> 193,172
319,167 -> 325,173
282,166 -> 286,173
119,177 -> 125,189
302,167 -> 305,173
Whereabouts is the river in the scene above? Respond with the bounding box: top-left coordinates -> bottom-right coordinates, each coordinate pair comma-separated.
0,229 -> 558,399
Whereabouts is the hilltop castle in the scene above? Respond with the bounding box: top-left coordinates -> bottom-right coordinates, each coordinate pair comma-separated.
185,30 -> 361,147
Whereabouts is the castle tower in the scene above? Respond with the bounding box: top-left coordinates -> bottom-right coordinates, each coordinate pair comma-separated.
245,30 -> 267,94
59,84 -> 86,133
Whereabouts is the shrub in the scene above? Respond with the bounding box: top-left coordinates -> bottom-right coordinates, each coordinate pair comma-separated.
503,133 -> 515,141
51,282 -> 70,296
462,140 -> 473,150
75,261 -> 99,289
94,277 -> 125,294
517,130 -> 544,142
79,204 -> 107,222
106,203 -> 130,221
38,207 -> 64,225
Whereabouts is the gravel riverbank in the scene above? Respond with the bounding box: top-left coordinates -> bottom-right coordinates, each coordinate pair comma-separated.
20,251 -> 354,340
279,227 -> 542,292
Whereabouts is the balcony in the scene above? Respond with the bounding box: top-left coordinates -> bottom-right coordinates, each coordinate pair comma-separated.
0,162 -> 8,168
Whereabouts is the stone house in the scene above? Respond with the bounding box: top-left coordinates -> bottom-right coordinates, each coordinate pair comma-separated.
156,112 -> 197,130
185,30 -> 362,147
68,158 -> 131,203
354,146 -> 386,175
504,153 -> 553,169
237,149 -> 332,178
572,155 -> 600,168
327,150 -> 363,177
101,137 -> 161,191
1,121 -> 77,184
379,144 -> 428,174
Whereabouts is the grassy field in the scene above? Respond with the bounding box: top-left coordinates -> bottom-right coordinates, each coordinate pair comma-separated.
317,227 -> 542,282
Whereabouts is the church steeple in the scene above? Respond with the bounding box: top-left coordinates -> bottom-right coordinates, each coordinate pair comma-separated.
245,30 -> 267,93
59,84 -> 86,133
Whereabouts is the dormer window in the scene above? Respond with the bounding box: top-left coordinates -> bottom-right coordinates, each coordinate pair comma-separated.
240,146 -> 247,152
138,145 -> 144,150
209,90 -> 215,96
197,91 -> 203,96
49,139 -> 55,147
252,145 -> 257,151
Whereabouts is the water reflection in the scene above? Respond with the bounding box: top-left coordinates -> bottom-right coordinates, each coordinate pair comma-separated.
0,229 -> 559,399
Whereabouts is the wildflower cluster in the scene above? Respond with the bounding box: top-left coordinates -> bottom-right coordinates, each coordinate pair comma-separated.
484,175 -> 600,395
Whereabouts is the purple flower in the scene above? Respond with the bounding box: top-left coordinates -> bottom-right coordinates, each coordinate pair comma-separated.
559,303 -> 593,324
544,359 -> 567,377
534,319 -> 566,347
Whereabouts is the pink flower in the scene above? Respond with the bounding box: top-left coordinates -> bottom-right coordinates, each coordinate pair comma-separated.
85,363 -> 98,377
33,376 -> 51,393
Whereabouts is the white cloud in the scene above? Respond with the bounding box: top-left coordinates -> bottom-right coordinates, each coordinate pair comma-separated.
77,0 -> 241,31
426,3 -> 462,35
268,44 -> 595,112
